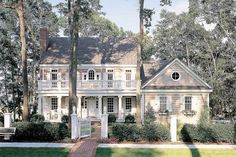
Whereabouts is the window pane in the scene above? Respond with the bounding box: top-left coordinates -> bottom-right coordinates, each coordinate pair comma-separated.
51,97 -> 58,110
125,97 -> 132,112
160,96 -> 167,112
88,70 -> 95,80
107,98 -> 114,112
185,96 -> 192,111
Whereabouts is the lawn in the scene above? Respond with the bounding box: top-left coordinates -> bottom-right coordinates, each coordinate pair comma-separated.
96,148 -> 236,157
0,148 -> 70,157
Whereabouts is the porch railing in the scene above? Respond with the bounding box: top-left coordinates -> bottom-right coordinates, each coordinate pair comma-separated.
38,80 -> 136,90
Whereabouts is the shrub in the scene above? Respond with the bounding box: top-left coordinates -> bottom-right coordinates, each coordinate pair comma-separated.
142,123 -> 170,141
180,123 -> 236,143
0,115 -> 4,124
61,115 -> 69,123
125,114 -> 135,123
144,104 -> 156,125
108,114 -> 116,123
12,122 -> 69,142
0,121 -> 3,127
112,123 -> 141,141
112,123 -> 170,142
30,114 -> 45,123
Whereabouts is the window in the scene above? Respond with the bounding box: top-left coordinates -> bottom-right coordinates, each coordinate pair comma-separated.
97,74 -> 100,80
51,97 -> 58,110
125,70 -> 132,87
107,98 -> 114,113
88,70 -> 95,80
83,74 -> 87,80
51,69 -> 58,87
107,70 -> 114,88
84,100 -> 87,109
125,97 -> 132,112
96,100 -> 98,109
160,96 -> 167,112
185,96 -> 192,111
172,72 -> 180,80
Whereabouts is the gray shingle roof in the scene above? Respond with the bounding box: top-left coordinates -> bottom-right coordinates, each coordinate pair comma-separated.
40,37 -> 138,64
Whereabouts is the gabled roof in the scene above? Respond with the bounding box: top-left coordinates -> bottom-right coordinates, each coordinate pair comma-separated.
142,58 -> 212,90
40,37 -> 138,65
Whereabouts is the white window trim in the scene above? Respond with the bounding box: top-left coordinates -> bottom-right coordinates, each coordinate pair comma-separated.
184,95 -> 192,111
125,97 -> 132,112
107,97 -> 114,113
171,71 -> 181,81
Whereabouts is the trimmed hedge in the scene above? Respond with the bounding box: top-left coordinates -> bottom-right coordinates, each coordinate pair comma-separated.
181,123 -> 236,143
142,123 -> 170,141
12,122 -> 69,142
125,114 -> 135,123
112,123 -> 170,142
61,115 -> 69,123
30,114 -> 45,123
108,114 -> 116,123
112,124 -> 141,141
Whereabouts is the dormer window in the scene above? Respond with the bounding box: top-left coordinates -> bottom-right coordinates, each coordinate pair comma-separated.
172,72 -> 180,81
88,69 -> 95,80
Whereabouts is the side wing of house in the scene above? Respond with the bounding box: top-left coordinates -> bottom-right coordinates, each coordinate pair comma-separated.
141,58 -> 212,124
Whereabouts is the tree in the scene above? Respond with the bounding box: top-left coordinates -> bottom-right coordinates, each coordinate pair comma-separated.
137,0 -> 171,125
0,0 -> 29,121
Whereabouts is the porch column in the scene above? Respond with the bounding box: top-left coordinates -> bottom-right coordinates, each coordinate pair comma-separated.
118,95 -> 122,120
38,96 -> 42,114
98,96 -> 102,118
58,96 -> 62,121
77,96 -> 81,118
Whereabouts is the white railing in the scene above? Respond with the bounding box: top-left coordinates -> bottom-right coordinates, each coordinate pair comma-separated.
79,118 -> 91,138
38,80 -> 136,90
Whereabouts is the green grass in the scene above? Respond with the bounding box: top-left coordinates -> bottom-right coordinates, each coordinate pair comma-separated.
95,148 -> 236,157
0,148 -> 70,157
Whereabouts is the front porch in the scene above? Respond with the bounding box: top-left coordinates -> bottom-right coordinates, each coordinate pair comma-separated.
37,95 -> 136,122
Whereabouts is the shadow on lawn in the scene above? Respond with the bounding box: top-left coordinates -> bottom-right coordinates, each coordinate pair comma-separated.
182,128 -> 201,157
95,148 -> 163,157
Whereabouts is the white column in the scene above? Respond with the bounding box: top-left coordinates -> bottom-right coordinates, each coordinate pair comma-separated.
58,96 -> 62,121
38,96 -> 42,114
98,96 -> 102,118
77,96 -> 81,118
118,95 -> 122,120
4,113 -> 12,140
170,115 -> 177,142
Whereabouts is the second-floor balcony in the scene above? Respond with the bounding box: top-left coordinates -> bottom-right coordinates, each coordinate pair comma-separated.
38,80 -> 136,91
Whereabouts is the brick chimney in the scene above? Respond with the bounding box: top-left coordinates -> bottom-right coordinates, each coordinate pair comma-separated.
40,28 -> 49,53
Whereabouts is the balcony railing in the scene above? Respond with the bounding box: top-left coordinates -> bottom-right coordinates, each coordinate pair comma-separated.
38,80 -> 136,90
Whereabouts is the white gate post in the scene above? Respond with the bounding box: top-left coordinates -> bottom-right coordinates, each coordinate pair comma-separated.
4,113 -> 12,140
4,113 -> 11,128
170,115 -> 177,142
71,107 -> 79,140
101,114 -> 108,138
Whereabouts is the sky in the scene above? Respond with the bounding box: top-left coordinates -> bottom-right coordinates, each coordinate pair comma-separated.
48,0 -> 189,33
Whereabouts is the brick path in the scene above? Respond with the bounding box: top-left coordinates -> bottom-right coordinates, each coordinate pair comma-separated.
68,124 -> 101,157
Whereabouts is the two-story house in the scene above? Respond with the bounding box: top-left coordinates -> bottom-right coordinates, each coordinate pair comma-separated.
37,28 -> 212,124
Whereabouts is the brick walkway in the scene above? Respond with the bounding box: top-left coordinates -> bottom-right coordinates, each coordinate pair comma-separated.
68,124 -> 101,157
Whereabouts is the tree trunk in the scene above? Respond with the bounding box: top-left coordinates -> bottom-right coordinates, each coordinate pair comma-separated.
136,0 -> 144,126
68,0 -> 79,128
16,0 -> 29,121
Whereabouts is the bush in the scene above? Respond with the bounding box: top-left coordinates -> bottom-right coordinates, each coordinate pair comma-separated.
144,104 -> 156,125
61,115 -> 69,123
0,115 -> 4,124
0,121 -> 3,127
12,122 -> 69,142
125,114 -> 135,123
108,114 -> 116,123
142,123 -> 170,141
112,124 -> 141,141
112,123 -> 170,142
180,123 -> 236,143
30,114 -> 45,123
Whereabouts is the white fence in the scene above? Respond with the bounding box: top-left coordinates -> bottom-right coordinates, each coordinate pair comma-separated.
71,112 -> 91,140
79,119 -> 91,138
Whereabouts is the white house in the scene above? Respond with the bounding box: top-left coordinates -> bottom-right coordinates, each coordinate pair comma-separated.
37,28 -> 212,124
